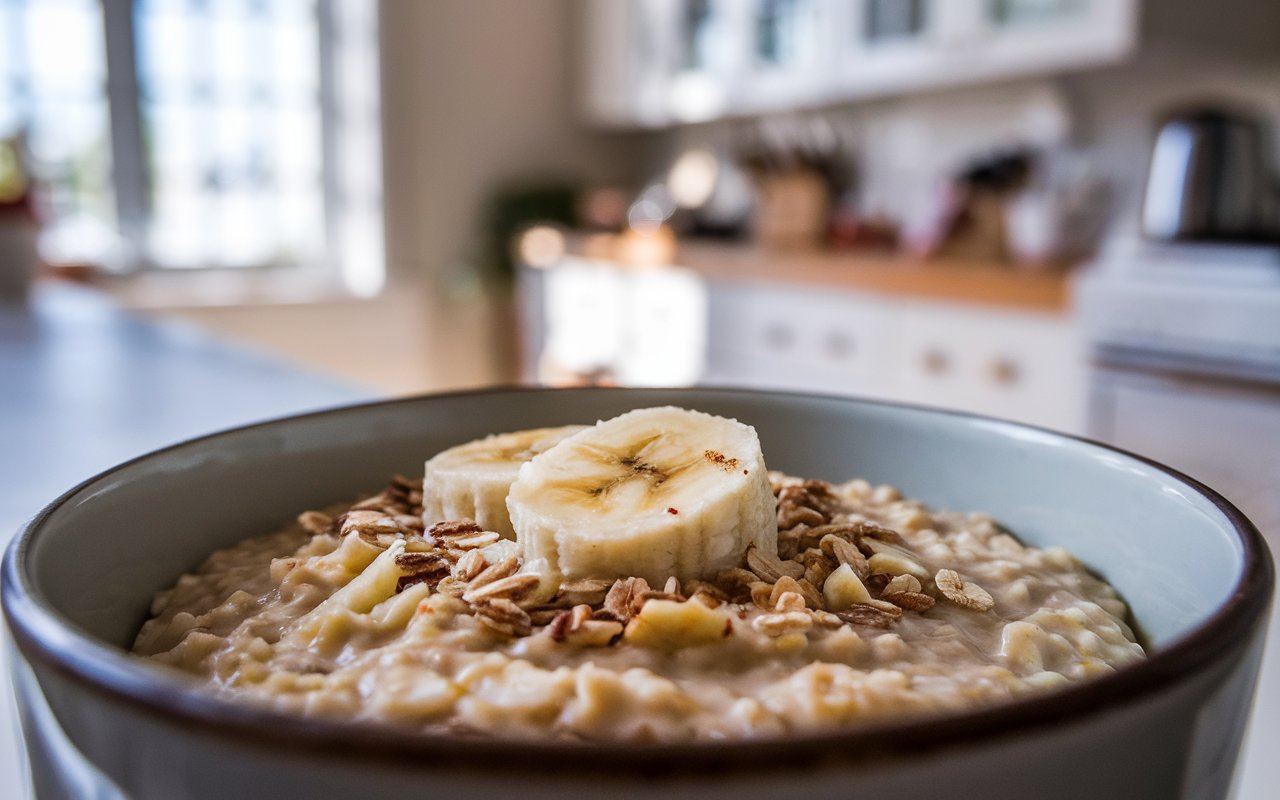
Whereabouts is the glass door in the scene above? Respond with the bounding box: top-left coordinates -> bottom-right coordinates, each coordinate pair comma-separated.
738,0 -> 828,112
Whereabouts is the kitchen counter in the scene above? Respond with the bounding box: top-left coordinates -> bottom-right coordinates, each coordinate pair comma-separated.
572,235 -> 1074,313
0,283 -> 376,797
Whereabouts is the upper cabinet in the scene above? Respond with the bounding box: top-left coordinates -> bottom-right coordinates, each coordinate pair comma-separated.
581,0 -> 1139,127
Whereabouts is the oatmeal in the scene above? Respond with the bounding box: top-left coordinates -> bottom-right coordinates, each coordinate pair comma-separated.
134,408 -> 1144,742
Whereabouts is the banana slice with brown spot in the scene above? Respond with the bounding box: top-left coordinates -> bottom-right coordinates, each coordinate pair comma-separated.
507,407 -> 778,585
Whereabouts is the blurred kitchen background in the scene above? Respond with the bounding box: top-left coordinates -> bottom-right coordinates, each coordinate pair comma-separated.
2,0 -> 1279,793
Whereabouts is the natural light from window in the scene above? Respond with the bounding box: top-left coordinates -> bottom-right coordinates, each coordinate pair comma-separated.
0,0 -> 383,296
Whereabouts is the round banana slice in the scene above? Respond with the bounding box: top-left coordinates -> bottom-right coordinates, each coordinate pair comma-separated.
423,425 -> 586,539
508,406 -> 777,585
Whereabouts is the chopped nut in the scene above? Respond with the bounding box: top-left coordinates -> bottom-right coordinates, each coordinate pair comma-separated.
778,504 -> 827,530
548,609 -> 572,641
683,580 -> 728,603
749,581 -> 775,609
935,569 -> 994,612
603,577 -> 651,622
663,576 -> 683,597
773,591 -> 807,614
868,551 -> 931,582
849,521 -> 905,546
555,578 -> 612,607
769,576 -> 803,609
776,532 -> 801,560
752,611 -> 813,637
794,578 -> 825,611
835,603 -> 901,629
820,534 -> 870,578
882,591 -> 936,613
803,562 -> 833,589
564,619 -> 624,647
557,605 -> 623,647
810,609 -> 845,629
297,510 -> 334,534
636,589 -> 685,607
568,603 -> 593,628
746,545 -> 805,582
712,568 -> 759,600
883,574 -> 923,594
689,589 -> 725,608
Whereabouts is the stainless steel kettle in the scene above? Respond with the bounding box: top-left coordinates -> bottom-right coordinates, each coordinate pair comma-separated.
1142,107 -> 1280,243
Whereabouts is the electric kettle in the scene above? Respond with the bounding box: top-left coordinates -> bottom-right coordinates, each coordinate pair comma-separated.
1142,107 -> 1280,243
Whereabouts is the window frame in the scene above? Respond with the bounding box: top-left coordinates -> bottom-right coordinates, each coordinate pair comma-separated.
62,0 -> 384,300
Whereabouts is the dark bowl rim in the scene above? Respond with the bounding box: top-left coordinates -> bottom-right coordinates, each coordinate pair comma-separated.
3,385 -> 1274,777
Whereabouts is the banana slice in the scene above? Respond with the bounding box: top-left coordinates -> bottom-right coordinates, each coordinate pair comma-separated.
423,425 -> 586,538
508,407 -> 777,585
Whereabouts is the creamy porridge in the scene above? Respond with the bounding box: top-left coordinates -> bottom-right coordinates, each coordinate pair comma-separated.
134,407 -> 1144,742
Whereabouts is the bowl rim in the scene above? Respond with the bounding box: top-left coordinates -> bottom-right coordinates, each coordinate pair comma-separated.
3,385 -> 1274,777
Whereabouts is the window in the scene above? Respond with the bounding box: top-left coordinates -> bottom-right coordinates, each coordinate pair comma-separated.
864,0 -> 926,44
0,0 -> 384,296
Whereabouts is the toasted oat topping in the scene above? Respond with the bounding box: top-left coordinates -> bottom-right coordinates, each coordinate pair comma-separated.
935,568 -> 995,612
279,476 -> 990,648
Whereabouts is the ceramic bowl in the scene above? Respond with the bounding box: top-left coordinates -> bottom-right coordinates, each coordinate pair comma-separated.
3,388 -> 1273,800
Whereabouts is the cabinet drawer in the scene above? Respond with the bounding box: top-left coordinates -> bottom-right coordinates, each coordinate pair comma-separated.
708,280 -> 899,395
895,303 -> 1084,431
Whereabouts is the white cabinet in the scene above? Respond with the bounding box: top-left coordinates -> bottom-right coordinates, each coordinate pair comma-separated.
704,279 -> 1085,432
831,0 -> 1137,98
705,279 -> 900,394
891,301 -> 1084,430
580,0 -> 1138,127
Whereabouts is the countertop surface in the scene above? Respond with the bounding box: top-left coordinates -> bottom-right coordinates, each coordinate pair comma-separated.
571,235 -> 1074,312
0,283 -> 376,797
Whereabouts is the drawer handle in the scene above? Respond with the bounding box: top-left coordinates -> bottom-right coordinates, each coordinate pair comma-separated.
824,331 -> 854,359
764,324 -> 794,351
989,357 -> 1021,386
921,348 -> 949,375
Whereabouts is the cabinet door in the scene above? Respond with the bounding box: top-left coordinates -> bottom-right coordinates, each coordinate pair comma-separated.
733,0 -> 832,113
581,0 -> 745,126
705,280 -> 899,396
894,303 -> 1085,432
976,0 -> 1138,75
827,0 -> 1136,102
829,0 -> 976,97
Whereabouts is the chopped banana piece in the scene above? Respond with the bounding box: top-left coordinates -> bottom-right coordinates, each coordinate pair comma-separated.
623,599 -> 734,648
822,563 -> 874,611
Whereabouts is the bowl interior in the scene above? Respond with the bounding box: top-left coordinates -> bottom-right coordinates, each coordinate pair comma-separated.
16,388 -> 1248,653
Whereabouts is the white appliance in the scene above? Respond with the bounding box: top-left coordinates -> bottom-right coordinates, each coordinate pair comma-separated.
1077,235 -> 1280,800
